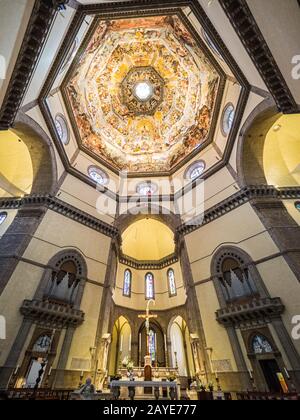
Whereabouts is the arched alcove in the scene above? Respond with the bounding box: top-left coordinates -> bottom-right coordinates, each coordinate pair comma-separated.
109,316 -> 132,376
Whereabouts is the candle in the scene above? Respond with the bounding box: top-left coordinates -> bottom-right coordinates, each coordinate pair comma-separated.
248,369 -> 253,379
14,365 -> 19,375
48,366 -> 53,376
120,334 -> 123,352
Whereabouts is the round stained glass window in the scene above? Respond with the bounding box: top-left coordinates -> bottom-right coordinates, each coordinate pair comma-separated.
222,103 -> 235,136
137,181 -> 158,196
88,166 -> 109,185
0,212 -> 7,225
185,160 -> 206,181
55,114 -> 69,145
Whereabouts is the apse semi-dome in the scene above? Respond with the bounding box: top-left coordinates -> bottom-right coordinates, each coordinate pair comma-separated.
62,15 -> 223,175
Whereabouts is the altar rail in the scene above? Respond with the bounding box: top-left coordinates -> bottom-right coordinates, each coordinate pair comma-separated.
237,392 -> 300,401
0,388 -> 72,400
110,380 -> 178,400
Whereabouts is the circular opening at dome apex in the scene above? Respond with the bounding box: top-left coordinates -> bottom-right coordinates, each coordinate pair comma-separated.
133,81 -> 154,102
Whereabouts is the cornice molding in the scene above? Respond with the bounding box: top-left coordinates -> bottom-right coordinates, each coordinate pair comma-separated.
119,253 -> 179,270
177,185 -> 300,236
219,0 -> 299,114
0,0 -> 68,130
1,186 -> 299,239
0,194 -> 119,239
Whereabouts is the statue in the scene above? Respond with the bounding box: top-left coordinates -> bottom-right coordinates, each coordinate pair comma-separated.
71,378 -> 97,400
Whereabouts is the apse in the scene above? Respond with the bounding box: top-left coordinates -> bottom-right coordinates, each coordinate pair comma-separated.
121,218 -> 175,261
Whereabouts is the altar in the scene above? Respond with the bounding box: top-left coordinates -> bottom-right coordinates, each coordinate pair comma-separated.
113,367 -> 180,400
110,379 -> 179,401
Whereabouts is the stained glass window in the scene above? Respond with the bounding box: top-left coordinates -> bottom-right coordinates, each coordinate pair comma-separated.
252,335 -> 273,354
168,269 -> 177,296
145,273 -> 155,300
185,160 -> 206,181
222,104 -> 235,136
0,212 -> 7,225
295,202 -> 300,212
33,335 -> 51,353
123,269 -> 132,297
148,329 -> 156,362
88,166 -> 109,185
55,114 -> 69,145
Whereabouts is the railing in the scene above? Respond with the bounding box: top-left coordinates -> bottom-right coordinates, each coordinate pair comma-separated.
216,297 -> 285,327
20,299 -> 85,328
1,388 -> 72,400
237,392 -> 299,401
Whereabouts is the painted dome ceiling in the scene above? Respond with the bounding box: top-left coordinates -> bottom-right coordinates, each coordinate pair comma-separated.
63,15 -> 223,175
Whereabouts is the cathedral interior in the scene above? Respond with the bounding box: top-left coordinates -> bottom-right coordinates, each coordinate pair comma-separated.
0,0 -> 300,401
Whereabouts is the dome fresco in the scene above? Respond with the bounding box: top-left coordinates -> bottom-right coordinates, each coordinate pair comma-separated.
64,15 -> 222,174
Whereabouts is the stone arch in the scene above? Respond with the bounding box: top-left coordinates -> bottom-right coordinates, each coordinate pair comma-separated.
35,249 -> 88,309
11,111 -> 58,194
210,245 -> 269,307
116,204 -> 181,234
236,97 -> 278,187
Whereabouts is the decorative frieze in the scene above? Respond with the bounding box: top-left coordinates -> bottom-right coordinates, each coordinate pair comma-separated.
0,0 -> 69,130
219,0 -> 298,114
0,194 -> 119,239
119,252 -> 178,270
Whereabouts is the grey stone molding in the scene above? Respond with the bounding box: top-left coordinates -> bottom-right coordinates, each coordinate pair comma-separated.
20,299 -> 85,329
177,185 -> 300,235
1,186 -> 299,240
0,0 -> 69,130
216,297 -> 285,328
0,194 -> 119,239
219,0 -> 299,114
119,253 -> 179,270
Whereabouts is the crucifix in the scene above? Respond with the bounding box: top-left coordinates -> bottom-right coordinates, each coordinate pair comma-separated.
138,299 -> 157,357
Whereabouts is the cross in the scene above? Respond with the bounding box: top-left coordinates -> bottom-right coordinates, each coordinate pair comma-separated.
138,299 -> 157,355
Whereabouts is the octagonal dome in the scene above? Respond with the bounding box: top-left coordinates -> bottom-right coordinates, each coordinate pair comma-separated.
62,15 -> 223,175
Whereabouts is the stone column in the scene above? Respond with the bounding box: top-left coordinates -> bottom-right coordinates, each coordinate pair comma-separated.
53,326 -> 76,388
95,241 -> 118,367
131,341 -> 139,367
271,317 -> 300,389
179,237 -> 212,374
0,205 -> 47,295
0,319 -> 32,389
251,198 -> 300,280
167,340 -> 173,367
